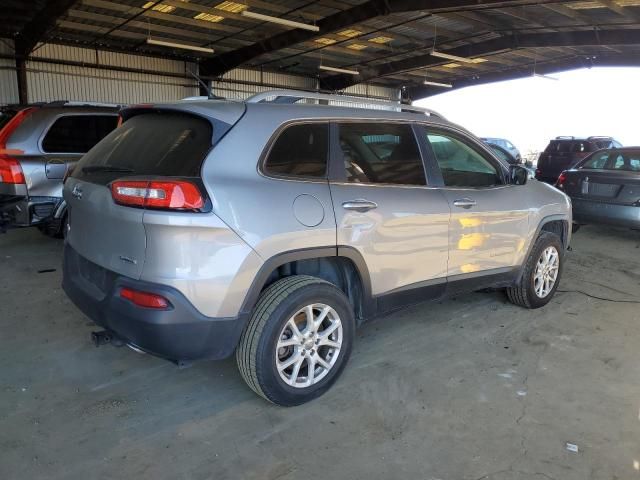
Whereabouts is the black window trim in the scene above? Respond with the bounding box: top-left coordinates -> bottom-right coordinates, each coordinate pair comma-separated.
258,119 -> 331,183
38,112 -> 120,155
329,119 -> 431,188
420,125 -> 509,189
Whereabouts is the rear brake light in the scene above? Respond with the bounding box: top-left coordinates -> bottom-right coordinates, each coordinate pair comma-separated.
0,107 -> 36,148
0,154 -> 25,184
110,180 -> 204,210
0,107 -> 35,185
120,287 -> 171,309
556,172 -> 567,188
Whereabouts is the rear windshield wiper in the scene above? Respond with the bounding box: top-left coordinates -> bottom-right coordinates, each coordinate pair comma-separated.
82,165 -> 135,174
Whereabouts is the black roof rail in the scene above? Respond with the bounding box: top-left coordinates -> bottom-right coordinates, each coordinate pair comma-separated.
555,136 -> 574,140
587,136 -> 613,140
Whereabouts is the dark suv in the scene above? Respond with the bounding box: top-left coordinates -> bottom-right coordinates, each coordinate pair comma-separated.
536,136 -> 622,184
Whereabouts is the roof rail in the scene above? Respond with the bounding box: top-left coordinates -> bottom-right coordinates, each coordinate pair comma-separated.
245,89 -> 445,119
42,100 -> 123,108
587,135 -> 613,140
555,136 -> 574,140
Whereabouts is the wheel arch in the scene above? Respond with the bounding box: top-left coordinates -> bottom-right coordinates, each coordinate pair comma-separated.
515,214 -> 570,285
239,246 -> 373,323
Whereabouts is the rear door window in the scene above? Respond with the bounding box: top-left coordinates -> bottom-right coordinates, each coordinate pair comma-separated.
581,152 -> 610,169
338,123 -> 425,186
42,115 -> 118,153
71,112 -> 213,185
263,123 -> 328,178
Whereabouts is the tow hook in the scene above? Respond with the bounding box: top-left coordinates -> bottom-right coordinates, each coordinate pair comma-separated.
91,330 -> 124,347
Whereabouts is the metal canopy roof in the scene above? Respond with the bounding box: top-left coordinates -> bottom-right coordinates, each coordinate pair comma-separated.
4,0 -> 640,99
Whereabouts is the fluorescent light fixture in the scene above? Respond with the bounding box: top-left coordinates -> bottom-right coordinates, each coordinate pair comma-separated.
346,43 -> 368,51
319,65 -> 359,75
430,49 -> 484,64
147,38 -> 214,54
241,10 -> 319,31
533,73 -> 559,81
424,80 -> 452,88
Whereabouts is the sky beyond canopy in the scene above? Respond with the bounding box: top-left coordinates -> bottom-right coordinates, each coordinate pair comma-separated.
415,67 -> 640,155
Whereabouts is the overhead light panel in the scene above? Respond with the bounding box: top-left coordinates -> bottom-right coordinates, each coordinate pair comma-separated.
346,43 -> 368,51
314,37 -> 337,45
430,49 -> 485,64
215,1 -> 248,13
319,65 -> 359,75
241,10 -> 319,31
368,36 -> 393,44
142,2 -> 176,13
442,63 -> 461,68
338,29 -> 362,38
194,12 -> 225,23
147,38 -> 214,54
424,80 -> 452,88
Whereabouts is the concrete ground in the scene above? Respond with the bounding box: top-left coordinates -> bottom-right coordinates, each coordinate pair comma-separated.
1,225 -> 639,480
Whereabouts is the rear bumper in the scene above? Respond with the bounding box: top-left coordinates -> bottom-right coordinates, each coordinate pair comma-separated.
62,244 -> 248,362
0,193 -> 63,228
572,197 -> 640,228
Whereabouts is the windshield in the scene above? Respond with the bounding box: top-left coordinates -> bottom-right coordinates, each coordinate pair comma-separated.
71,112 -> 213,185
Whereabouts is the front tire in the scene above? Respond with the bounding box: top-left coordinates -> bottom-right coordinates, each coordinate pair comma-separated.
506,232 -> 564,309
236,275 -> 355,406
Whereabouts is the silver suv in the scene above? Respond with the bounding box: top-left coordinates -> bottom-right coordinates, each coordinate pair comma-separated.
0,102 -> 119,236
62,91 -> 572,406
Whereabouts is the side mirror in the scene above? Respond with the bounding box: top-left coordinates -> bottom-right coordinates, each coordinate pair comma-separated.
509,165 -> 528,185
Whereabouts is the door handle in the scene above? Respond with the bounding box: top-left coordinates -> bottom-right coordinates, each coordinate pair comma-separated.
342,199 -> 378,212
453,198 -> 476,209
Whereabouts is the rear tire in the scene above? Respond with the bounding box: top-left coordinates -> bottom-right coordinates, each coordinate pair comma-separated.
236,275 -> 355,406
571,222 -> 581,234
506,232 -> 564,309
39,213 -> 67,239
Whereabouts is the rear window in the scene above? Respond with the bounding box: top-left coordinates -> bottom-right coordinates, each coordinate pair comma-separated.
0,109 -> 17,130
72,112 -> 213,185
545,140 -> 593,154
42,115 -> 118,153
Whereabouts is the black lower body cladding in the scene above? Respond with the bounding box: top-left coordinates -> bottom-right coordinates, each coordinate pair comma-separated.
62,244 -> 248,363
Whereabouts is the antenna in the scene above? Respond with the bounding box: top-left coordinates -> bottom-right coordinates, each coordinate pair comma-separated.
186,69 -> 221,99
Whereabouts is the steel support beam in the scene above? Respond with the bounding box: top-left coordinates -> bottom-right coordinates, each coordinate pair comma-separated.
322,28 -> 640,90
14,0 -> 77,57
199,0 -> 567,78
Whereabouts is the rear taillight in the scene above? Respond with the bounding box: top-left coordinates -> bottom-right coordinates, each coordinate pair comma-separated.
0,154 -> 25,184
556,172 -> 567,188
535,168 -> 541,178
0,107 -> 36,185
120,287 -> 171,309
110,180 -> 204,210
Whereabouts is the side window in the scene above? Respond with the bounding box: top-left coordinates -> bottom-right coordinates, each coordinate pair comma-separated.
581,151 -> 609,169
338,123 -> 425,186
426,131 -> 502,187
505,140 -> 515,150
613,141 -> 623,148
42,115 -> 118,153
264,123 -> 328,178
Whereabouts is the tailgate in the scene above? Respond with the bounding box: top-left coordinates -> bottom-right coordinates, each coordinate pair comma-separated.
565,170 -> 640,204
65,177 -> 146,279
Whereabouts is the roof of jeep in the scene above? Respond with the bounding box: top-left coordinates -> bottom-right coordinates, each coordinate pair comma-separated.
138,99 -> 454,129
